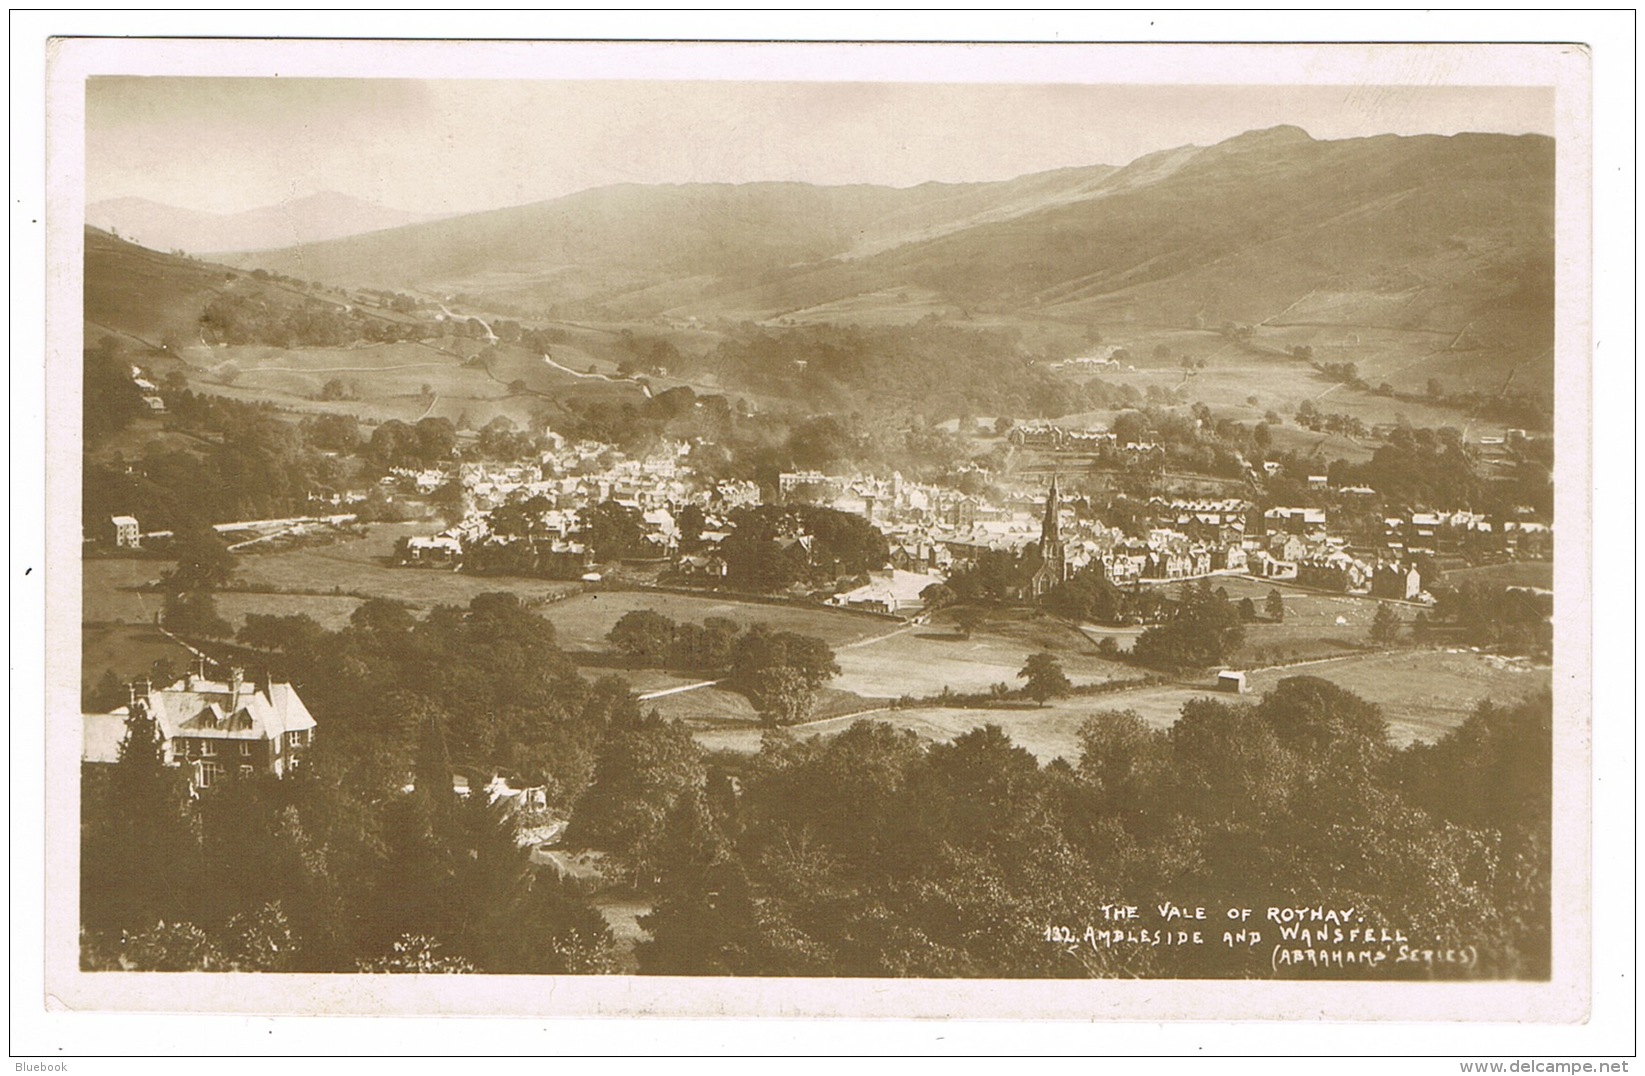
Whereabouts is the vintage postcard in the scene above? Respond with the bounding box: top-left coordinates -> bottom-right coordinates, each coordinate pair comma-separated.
27,29 -> 1610,1043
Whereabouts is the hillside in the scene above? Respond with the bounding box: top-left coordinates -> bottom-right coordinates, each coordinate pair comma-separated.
81,228 -> 660,430
224,166 -> 1124,307
83,227 -> 241,348
220,126 -> 1554,401
231,126 -> 1552,371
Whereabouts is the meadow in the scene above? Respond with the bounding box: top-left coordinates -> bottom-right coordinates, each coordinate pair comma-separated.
82,525 -> 587,631
831,619 -> 1135,699
688,646 -> 1550,762
1049,320 -> 1521,443
540,590 -> 891,653
168,333 -> 647,429
1439,561 -> 1554,589
81,623 -> 198,701
1212,575 -> 1404,665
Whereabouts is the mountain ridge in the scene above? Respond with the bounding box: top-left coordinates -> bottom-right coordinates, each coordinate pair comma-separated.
86,190 -> 447,256
180,126 -> 1553,397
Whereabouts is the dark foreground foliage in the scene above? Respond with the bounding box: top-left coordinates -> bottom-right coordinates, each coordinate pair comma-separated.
82,587 -> 1548,979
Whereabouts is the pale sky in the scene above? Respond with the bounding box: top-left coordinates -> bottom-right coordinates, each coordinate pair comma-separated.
85,78 -> 1554,216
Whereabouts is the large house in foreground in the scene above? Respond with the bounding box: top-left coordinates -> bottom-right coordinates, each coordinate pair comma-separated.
82,669 -> 316,789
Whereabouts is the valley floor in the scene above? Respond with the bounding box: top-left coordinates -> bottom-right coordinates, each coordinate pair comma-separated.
80,524 -> 1549,764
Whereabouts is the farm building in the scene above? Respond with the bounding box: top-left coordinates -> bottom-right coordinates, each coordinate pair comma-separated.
1215,670 -> 1248,694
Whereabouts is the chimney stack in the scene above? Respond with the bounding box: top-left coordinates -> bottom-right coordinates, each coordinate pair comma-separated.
229,666 -> 244,699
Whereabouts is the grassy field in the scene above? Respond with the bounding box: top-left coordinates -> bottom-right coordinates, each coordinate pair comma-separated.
194,341 -> 478,395
541,591 -> 891,653
81,623 -> 199,701
689,646 -> 1549,762
171,334 -> 646,429
1208,575 -> 1398,665
232,523 -> 584,612
1439,562 -> 1554,589
216,593 -> 366,631
1046,320 -> 1525,440
1243,648 -> 1548,744
82,525 -> 587,628
832,621 -> 1136,699
650,686 -> 759,725
83,558 -> 169,623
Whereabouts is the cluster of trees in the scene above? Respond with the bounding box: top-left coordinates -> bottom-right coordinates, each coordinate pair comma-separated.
675,322 -> 1168,424
85,385 -> 338,532
1430,582 -> 1553,658
200,292 -> 432,349
608,610 -> 743,669
85,589 -> 738,971
84,337 -> 151,442
1043,567 -> 1153,625
361,417 -> 458,472
87,574 -> 1551,981
553,387 -> 1001,492
473,416 -> 540,461
724,626 -> 842,726
1322,425 -> 1552,521
1043,567 -> 1288,643
1315,361 -> 1365,388
715,505 -> 890,591
81,688 -> 621,974
1130,579 -> 1247,670
942,550 -> 1035,606
238,594 -> 633,800
607,610 -> 841,726
611,329 -> 684,378
1325,427 -> 1480,509
1294,399 -> 1371,438
633,683 -> 1550,978
353,288 -> 423,316
157,527 -> 237,637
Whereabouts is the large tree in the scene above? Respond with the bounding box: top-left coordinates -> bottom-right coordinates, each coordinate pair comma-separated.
81,703 -> 202,933
607,609 -> 677,665
576,499 -> 649,561
1018,652 -> 1072,706
167,527 -> 236,591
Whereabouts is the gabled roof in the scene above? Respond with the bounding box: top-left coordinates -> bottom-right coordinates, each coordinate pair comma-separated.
144,677 -> 317,743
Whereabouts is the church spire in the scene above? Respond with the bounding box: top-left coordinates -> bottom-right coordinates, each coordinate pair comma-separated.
1042,473 -> 1062,543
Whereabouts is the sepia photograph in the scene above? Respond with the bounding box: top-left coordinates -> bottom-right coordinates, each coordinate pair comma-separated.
21,24 -> 1621,1048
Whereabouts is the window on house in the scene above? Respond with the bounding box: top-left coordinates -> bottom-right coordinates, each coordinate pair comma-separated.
239,742 -> 251,757
199,761 -> 222,788
200,741 -> 217,757
239,765 -> 253,777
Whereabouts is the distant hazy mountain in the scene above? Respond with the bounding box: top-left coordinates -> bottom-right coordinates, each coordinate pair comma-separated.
85,190 -> 445,255
226,126 -> 1554,379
